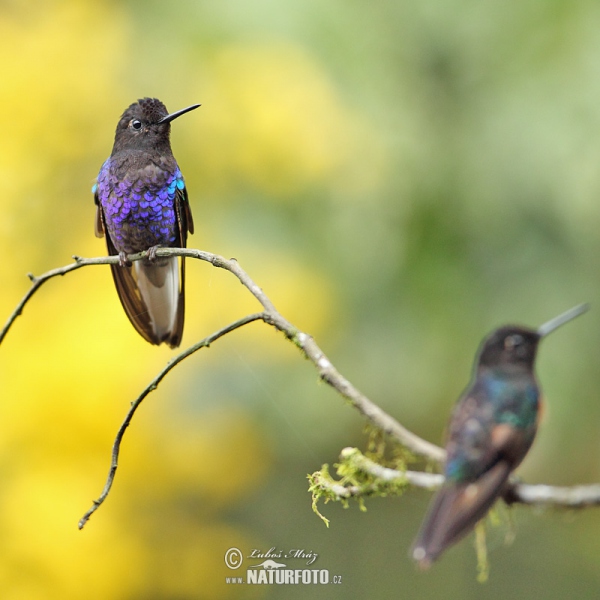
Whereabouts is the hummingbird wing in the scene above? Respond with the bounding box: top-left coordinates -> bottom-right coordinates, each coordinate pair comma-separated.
167,183 -> 194,348
176,182 -> 194,236
95,196 -> 157,345
94,202 -> 105,238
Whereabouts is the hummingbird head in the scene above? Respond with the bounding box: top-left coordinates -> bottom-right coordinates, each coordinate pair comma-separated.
478,326 -> 541,370
477,303 -> 589,370
112,97 -> 200,154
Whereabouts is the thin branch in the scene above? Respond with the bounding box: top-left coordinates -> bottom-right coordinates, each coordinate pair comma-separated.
177,249 -> 445,461
78,312 -> 265,529
2,249 -> 443,463
505,482 -> 600,508
0,255 -> 118,344
283,330 -> 445,462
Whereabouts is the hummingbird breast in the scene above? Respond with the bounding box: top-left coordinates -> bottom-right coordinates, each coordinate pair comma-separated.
97,156 -> 183,255
444,370 -> 540,482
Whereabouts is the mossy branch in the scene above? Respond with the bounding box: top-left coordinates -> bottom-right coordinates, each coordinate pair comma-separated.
309,447 -> 600,527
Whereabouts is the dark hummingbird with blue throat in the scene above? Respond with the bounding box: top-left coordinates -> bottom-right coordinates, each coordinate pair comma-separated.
411,303 -> 589,569
93,98 -> 200,348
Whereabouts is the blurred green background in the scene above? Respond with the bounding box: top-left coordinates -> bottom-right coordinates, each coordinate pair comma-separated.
1,0 -> 600,598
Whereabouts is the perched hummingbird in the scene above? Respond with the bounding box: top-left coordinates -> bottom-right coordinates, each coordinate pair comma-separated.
411,303 -> 589,569
93,98 -> 200,347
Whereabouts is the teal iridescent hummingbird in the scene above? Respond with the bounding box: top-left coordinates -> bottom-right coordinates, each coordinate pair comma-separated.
93,98 -> 200,347
411,304 -> 589,569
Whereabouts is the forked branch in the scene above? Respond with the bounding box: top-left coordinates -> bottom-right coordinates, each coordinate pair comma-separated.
2,248 -> 598,529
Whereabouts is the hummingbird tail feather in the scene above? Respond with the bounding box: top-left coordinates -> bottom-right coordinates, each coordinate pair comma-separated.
109,256 -> 184,348
134,257 -> 180,345
411,461 -> 511,568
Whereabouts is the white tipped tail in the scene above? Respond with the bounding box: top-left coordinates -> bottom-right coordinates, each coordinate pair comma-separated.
134,257 -> 180,343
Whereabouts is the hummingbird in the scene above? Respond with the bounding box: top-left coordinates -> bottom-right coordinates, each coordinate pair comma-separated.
411,303 -> 589,569
93,98 -> 200,348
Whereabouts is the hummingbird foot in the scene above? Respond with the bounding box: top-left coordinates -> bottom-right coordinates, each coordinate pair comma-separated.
146,245 -> 162,262
118,251 -> 132,267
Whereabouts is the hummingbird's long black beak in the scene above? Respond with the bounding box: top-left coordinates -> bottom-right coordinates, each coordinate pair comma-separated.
157,103 -> 201,124
537,303 -> 590,337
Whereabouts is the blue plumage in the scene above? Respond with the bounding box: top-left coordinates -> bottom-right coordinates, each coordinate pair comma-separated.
96,158 -> 182,253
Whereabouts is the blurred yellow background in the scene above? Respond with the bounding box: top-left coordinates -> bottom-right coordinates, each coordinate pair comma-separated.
1,0 -> 600,598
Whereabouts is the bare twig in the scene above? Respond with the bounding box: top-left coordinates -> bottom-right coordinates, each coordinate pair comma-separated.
78,312 -> 265,529
0,255 -> 120,345
504,482 -> 600,508
1,249 -> 443,463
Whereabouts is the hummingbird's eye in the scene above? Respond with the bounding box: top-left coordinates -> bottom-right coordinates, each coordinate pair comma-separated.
130,119 -> 142,130
504,334 -> 523,350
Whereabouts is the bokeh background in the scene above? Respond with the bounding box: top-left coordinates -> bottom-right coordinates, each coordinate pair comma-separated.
1,0 -> 600,598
